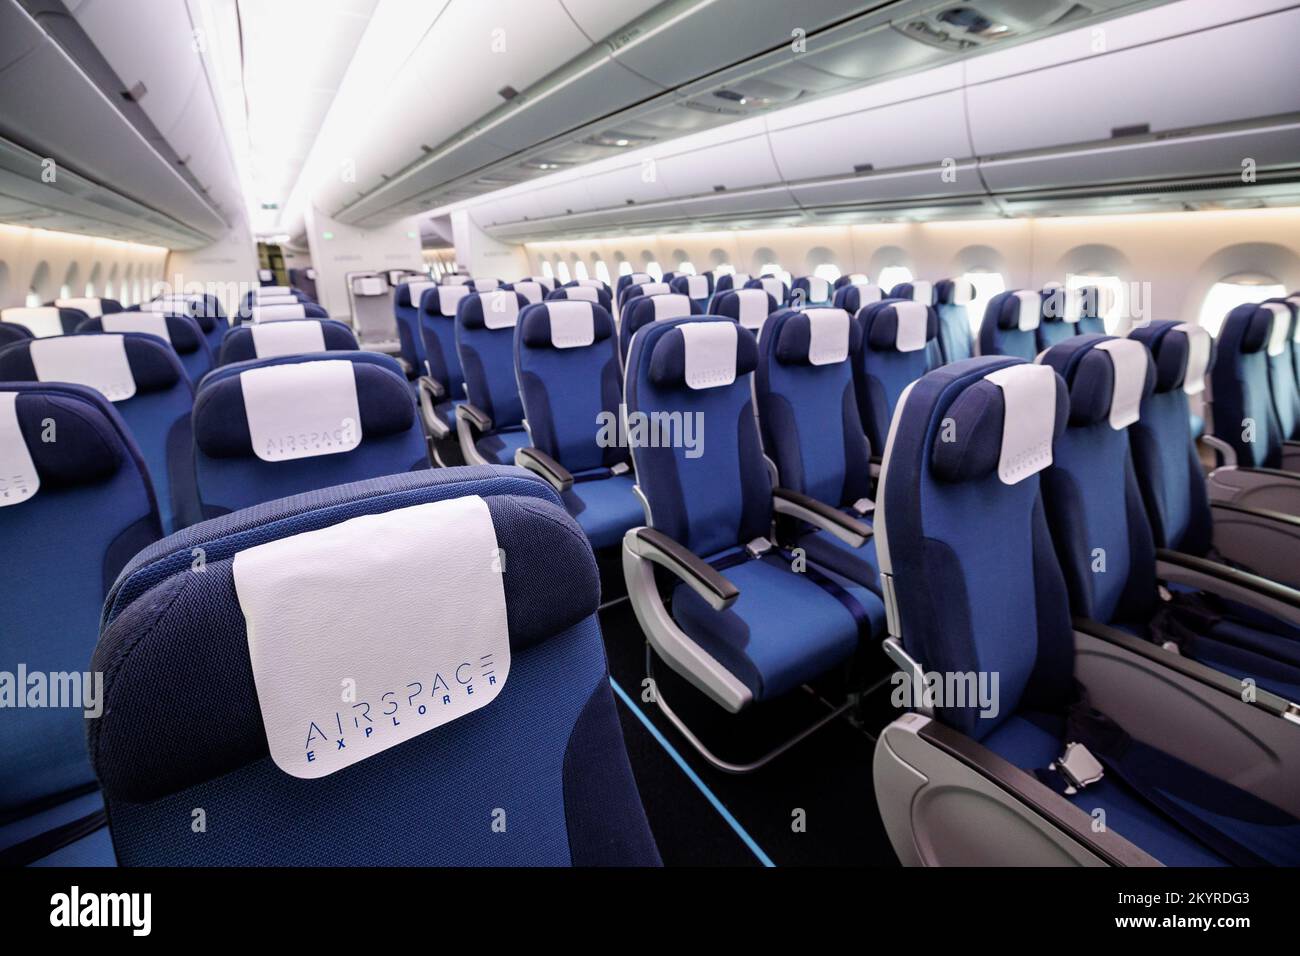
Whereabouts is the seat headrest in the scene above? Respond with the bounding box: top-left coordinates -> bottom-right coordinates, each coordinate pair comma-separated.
554,285 -> 600,303
864,301 -> 938,353
996,290 -> 1043,331
519,301 -> 614,349
1040,335 -> 1155,429
443,275 -> 471,286
251,303 -> 310,323
834,283 -> 884,313
800,275 -> 831,302
351,276 -> 387,296
256,285 -> 291,296
627,282 -> 672,299
636,293 -> 696,325
509,281 -> 544,305
0,333 -> 181,402
931,361 -> 1069,485
723,272 -> 751,289
1129,321 -> 1214,395
680,274 -> 710,299
750,276 -> 786,301
774,308 -> 860,366
1040,284 -> 1083,324
397,280 -> 437,309
906,280 -> 934,305
628,273 -> 651,285
469,278 -> 500,292
573,278 -> 604,289
2,306 -> 65,338
935,278 -> 975,306
1263,302 -> 1292,357
95,312 -> 203,354
0,386 -> 129,506
194,358 -> 413,460
648,319 -> 758,390
421,284 -> 471,317
55,296 -> 104,318
459,290 -> 527,330
718,288 -> 776,330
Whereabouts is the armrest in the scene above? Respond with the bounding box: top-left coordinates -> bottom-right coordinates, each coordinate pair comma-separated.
772,487 -> 871,548
628,527 -> 738,612
416,374 -> 445,401
514,447 -> 574,493
1155,547 -> 1300,629
1283,441 -> 1300,472
1209,501 -> 1300,589
455,402 -> 492,434
1200,433 -> 1236,468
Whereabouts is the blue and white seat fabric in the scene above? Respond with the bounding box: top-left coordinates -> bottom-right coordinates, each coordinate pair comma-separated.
1260,299 -> 1300,448
1038,335 -> 1300,701
89,467 -> 660,865
77,311 -> 214,385
1,305 -> 87,338
467,278 -> 501,293
618,292 -> 701,364
417,284 -> 473,438
515,301 -> 644,550
138,294 -> 227,356
831,282 -> 885,314
1037,283 -> 1083,351
218,319 -> 359,366
240,300 -> 329,324
504,280 -> 546,305
745,275 -> 789,309
1212,302 -> 1300,471
932,278 -> 976,364
888,280 -> 934,307
0,332 -> 196,532
53,296 -> 123,317
833,273 -> 869,290
393,278 -> 439,375
1074,285 -> 1111,335
618,282 -> 674,325
755,308 -> 884,613
523,275 -> 556,295
710,288 -> 778,338
0,383 -> 160,866
615,272 -> 653,308
707,272 -> 751,310
873,355 -> 1300,867
0,321 -> 33,347
854,299 -> 939,454
455,290 -> 532,466
792,275 -> 833,309
546,283 -> 613,314
669,272 -> 712,309
441,274 -> 471,286
190,352 -> 428,518
978,289 -> 1043,361
622,317 -> 885,718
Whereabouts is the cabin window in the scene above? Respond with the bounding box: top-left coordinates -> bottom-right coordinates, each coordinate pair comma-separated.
961,271 -> 1007,333
573,260 -> 589,280
25,288 -> 41,307
541,261 -> 554,280
1199,274 -> 1287,337
1066,273 -> 1126,334
678,261 -> 696,275
555,261 -> 572,284
876,265 -> 913,291
645,261 -> 663,281
813,263 -> 841,284
595,260 -> 612,285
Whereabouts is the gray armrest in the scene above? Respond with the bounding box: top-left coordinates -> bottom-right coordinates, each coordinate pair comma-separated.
455,402 -> 492,434
773,488 -> 871,548
514,447 -> 574,493
1155,548 -> 1300,629
629,527 -> 738,612
416,376 -> 450,439
1210,501 -> 1300,589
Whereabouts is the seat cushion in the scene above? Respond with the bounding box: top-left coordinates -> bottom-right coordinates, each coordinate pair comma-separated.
670,551 -> 880,701
476,427 -> 531,465
794,526 -> 887,636
562,473 -> 644,550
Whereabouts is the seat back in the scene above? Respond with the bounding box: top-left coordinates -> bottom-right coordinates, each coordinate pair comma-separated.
192,352 -> 427,517
623,317 -> 769,558
0,333 -> 195,532
468,278 -> 501,293
755,308 -> 872,509
618,292 -> 701,364
876,357 -> 1073,739
832,282 -> 885,314
545,284 -> 613,314
933,278 -> 975,363
523,275 -> 556,295
746,275 -> 789,308
140,294 -> 228,356
516,301 -> 628,473
456,290 -> 530,429
394,279 -> 438,372
618,282 -> 674,324
855,299 -> 939,452
615,272 -> 653,307
708,272 -> 751,309
89,467 -> 659,865
218,319 -> 359,365
834,273 -> 869,290
0,321 -> 34,347
1127,321 -> 1215,554
1039,334 -> 1159,625
79,311 -> 213,385
419,284 -> 472,398
1261,298 -> 1300,441
792,275 -> 833,309
240,301 -> 329,324
54,296 -> 122,317
1036,284 -> 1083,351
669,272 -> 713,308
2,306 -> 85,338
1074,285 -> 1111,335
888,280 -> 934,307
711,288 -> 778,338
1211,302 -> 1289,468
505,280 -> 546,305
0,383 -> 160,813
978,289 -> 1043,361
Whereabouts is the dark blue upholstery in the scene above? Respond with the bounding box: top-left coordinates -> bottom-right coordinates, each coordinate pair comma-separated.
236,300 -> 328,323
832,282 -> 886,314
419,284 -> 471,404
978,290 -> 1043,361
1211,303 -> 1288,468
1036,285 -> 1080,351
933,279 -> 975,364
515,301 -> 643,549
669,272 -> 713,308
618,293 -> 702,363
0,383 -> 161,865
710,288 -> 778,337
1261,298 -> 1300,443
457,291 -> 531,464
192,352 -> 428,517
217,319 -> 359,366
615,272 -> 653,310
77,312 -> 213,385
618,282 -> 675,325
503,280 -> 547,306
393,279 -> 439,375
854,299 -> 939,453
0,333 -> 195,533
89,467 -> 660,865
744,276 -> 789,308
792,275 -> 834,308
0,322 -> 34,347
137,294 -> 228,355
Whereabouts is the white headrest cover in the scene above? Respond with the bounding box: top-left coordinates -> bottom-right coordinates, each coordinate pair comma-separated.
2,307 -> 63,338
950,279 -> 974,305
530,276 -> 554,291
806,309 -> 851,366
436,285 -> 471,315
853,284 -> 884,305
734,289 -> 771,331
232,494 -> 509,778
807,276 -> 830,301
686,275 -> 709,299
352,276 -> 386,296
759,277 -> 784,300
1263,303 -> 1290,357
637,283 -> 672,298
650,294 -> 693,322
444,275 -> 470,286
565,286 -> 600,303
250,320 -> 327,358
1013,290 -> 1041,331
1173,322 -> 1211,396
848,273 -> 868,285
30,335 -> 135,401
472,278 -> 500,291
984,363 -> 1057,484
548,301 -> 595,348
254,295 -> 300,307
258,270 -> 274,282
481,291 -> 520,330
258,285 -> 291,296
512,281 -> 544,305
241,360 -> 361,462
252,303 -> 308,323
405,281 -> 436,308
56,297 -> 103,318
630,273 -> 651,285
142,294 -> 201,312
681,321 -> 738,390
892,301 -> 930,353
910,280 -> 933,304
0,392 -> 39,507
576,279 -> 603,288
102,312 -> 171,342
1095,338 -> 1147,430
729,272 -> 751,289
1042,286 -> 1081,323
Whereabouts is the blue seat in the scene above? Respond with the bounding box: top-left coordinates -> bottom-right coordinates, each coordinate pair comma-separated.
467,277 -> 501,293
622,317 -> 884,731
2,305 -> 87,338
669,272 -> 713,309
0,322 -> 33,348
546,283 -> 613,314
1262,298 -> 1300,447
618,292 -> 701,364
745,275 -> 789,308
833,273 -> 869,290
831,282 -> 885,314
504,279 -> 547,306
0,333 -> 196,532
138,294 -> 228,355
754,307 -> 883,616
217,319 -> 359,366
887,280 -> 933,306
88,466 -> 660,865
1074,285 -> 1110,335
706,271 -> 751,311
617,282 -> 674,325
1036,284 -> 1082,351
978,289 -> 1043,361
416,284 -> 475,439
854,299 -> 939,454
77,311 -> 213,385
1039,334 -> 1300,700
238,300 -> 329,324
455,290 -> 532,466
520,275 -> 557,297
515,300 -> 644,549
792,275 -> 833,309
393,278 -> 438,375
51,296 -> 123,316
1211,302 -> 1299,470
0,382 -> 161,866
874,356 -> 1300,867
615,272 -> 653,309
710,288 -> 778,337
932,278 -> 976,363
